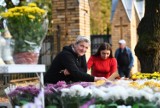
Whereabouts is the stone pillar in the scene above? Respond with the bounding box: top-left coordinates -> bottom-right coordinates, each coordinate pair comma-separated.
52,0 -> 90,60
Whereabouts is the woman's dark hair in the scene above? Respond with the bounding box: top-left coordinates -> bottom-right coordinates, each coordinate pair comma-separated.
94,43 -> 113,58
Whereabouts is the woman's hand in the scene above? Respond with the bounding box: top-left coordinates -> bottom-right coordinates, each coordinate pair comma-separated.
94,77 -> 107,82
108,71 -> 120,81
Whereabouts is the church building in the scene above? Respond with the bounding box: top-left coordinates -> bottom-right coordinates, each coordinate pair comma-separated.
111,0 -> 145,73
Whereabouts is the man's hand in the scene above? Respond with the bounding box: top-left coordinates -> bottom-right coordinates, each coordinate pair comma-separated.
64,69 -> 70,76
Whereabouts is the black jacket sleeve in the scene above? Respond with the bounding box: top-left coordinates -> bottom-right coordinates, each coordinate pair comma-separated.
60,52 -> 94,82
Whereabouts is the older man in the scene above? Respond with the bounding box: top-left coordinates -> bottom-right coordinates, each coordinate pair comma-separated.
115,40 -> 134,78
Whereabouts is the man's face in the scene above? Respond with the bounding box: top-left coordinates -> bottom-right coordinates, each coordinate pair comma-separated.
74,41 -> 89,56
119,43 -> 126,49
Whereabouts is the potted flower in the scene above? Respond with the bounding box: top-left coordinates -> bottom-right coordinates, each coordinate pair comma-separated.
6,85 -> 40,106
1,2 -> 48,64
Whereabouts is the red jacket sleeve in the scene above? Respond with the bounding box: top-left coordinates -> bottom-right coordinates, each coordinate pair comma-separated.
87,56 -> 94,70
109,58 -> 117,75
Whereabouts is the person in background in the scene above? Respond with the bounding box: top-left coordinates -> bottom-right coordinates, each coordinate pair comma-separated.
115,39 -> 134,78
87,43 -> 119,79
44,35 -> 106,84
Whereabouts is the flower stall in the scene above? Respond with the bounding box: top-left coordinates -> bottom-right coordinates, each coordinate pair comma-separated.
0,64 -> 46,108
5,77 -> 160,108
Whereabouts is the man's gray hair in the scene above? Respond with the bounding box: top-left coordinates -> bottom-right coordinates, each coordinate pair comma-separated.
75,35 -> 90,44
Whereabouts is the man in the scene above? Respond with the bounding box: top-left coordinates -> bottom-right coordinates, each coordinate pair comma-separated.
115,39 -> 134,78
44,35 -> 106,84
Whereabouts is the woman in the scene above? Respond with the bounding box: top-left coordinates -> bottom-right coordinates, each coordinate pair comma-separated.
87,43 -> 118,79
44,36 -> 106,84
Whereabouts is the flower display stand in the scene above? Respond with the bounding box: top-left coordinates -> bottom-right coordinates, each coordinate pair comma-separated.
0,102 -> 12,108
0,65 -> 46,108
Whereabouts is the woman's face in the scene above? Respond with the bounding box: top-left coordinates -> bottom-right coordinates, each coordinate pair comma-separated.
74,41 -> 89,56
100,50 -> 110,59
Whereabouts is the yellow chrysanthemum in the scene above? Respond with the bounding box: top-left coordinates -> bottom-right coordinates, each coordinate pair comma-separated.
1,12 -> 13,18
13,13 -> 21,16
131,72 -> 160,80
28,3 -> 37,7
1,2 -> 46,26
28,15 -> 35,19
93,80 -> 106,86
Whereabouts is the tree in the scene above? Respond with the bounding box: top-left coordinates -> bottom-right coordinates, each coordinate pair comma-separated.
135,0 -> 160,73
90,0 -> 111,34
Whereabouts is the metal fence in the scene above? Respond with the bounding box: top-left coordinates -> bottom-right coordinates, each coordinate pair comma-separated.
91,34 -> 112,55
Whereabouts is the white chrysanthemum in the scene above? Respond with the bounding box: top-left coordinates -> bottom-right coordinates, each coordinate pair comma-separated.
34,97 -> 42,106
138,90 -> 153,101
26,0 -> 33,2
152,93 -> 160,102
98,86 -> 110,93
127,88 -> 140,98
92,87 -> 107,99
70,85 -> 85,97
142,87 -> 154,94
104,91 -> 115,101
117,105 -> 132,108
156,99 -> 160,107
116,80 -> 130,86
114,86 -> 129,100
0,0 -> 6,7
61,88 -> 70,97
11,0 -> 20,6
104,86 -> 129,101
151,92 -> 160,107
82,88 -> 93,97
89,105 -> 96,108
22,103 -> 36,108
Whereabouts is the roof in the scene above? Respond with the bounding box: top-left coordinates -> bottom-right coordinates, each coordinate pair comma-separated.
134,0 -> 145,20
111,0 -> 119,22
121,0 -> 133,21
111,0 -> 145,22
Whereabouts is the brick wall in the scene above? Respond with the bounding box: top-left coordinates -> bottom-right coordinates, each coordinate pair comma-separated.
52,0 -> 90,60
111,0 -> 130,53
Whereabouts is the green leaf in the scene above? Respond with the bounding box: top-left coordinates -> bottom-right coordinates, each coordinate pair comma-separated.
107,103 -> 118,107
144,103 -> 157,108
126,96 -> 135,106
137,103 -> 145,108
132,103 -> 139,108
94,104 -> 106,108
107,103 -> 118,108
46,105 -> 57,108
19,100 -> 29,105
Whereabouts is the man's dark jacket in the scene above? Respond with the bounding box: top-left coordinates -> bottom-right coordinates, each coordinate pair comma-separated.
44,45 -> 94,84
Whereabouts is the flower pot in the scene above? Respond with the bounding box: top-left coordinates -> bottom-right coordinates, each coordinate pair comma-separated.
13,52 -> 39,64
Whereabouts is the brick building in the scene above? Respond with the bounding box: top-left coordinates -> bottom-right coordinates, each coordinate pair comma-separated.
52,0 -> 91,59
111,0 -> 145,73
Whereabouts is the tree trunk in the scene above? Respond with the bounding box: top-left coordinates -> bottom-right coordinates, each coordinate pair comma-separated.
135,0 -> 160,73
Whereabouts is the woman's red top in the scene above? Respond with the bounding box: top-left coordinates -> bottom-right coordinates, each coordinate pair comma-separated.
87,56 -> 117,78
